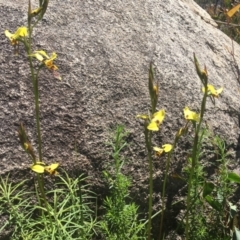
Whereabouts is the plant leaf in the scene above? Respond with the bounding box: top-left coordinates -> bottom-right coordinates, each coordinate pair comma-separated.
203,181 -> 215,198
227,172 -> 240,184
205,195 -> 221,211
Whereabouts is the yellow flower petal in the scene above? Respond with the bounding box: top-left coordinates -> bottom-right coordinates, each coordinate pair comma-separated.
45,163 -> 59,175
147,109 -> 165,131
153,85 -> 159,95
162,144 -> 172,152
153,146 -> 164,155
5,30 -> 13,39
153,144 -> 172,156
184,107 -> 199,122
152,109 -> 165,124
14,26 -> 28,38
30,51 -> 59,71
35,161 -> 45,165
49,52 -> 57,60
147,122 -> 159,131
214,87 -> 223,97
202,84 -> 223,97
30,52 -> 44,61
5,27 -> 28,45
47,163 -> 59,170
31,164 -> 45,173
34,50 -> 50,59
5,30 -> 17,45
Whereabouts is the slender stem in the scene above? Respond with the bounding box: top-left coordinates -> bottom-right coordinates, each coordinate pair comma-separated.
26,22 -> 43,163
37,174 -> 53,227
185,89 -> 208,239
24,21 -> 51,224
176,187 -> 204,233
34,76 -> 43,161
159,138 -> 177,240
159,155 -> 169,240
145,124 -> 153,240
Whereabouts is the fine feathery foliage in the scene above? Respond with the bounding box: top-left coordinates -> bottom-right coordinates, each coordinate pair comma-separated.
100,125 -> 146,240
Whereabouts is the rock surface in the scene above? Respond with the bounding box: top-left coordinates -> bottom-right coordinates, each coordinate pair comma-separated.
1,0 -> 240,237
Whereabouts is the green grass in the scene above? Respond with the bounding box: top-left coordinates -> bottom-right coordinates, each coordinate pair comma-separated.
0,172 -> 98,240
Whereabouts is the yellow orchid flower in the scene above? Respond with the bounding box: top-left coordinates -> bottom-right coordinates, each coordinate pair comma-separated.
5,26 -> 28,45
184,107 -> 200,122
30,50 -> 58,70
202,84 -> 223,98
45,163 -> 59,175
31,162 -> 59,175
153,144 -> 172,156
147,109 -> 165,131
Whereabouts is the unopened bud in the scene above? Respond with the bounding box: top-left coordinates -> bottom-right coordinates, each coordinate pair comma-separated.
176,127 -> 188,138
24,143 -> 29,150
30,7 -> 43,18
201,65 -> 208,85
193,54 -> 208,85
153,85 -> 159,96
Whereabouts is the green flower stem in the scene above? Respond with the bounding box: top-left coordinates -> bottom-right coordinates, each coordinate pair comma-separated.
25,22 -> 43,163
37,173 -> 53,226
34,76 -> 43,162
185,86 -> 208,240
159,139 -> 178,240
23,23 -> 52,226
144,123 -> 153,240
25,53 -> 50,215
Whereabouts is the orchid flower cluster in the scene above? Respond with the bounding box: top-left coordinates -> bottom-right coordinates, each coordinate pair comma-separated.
4,0 -> 61,78
136,56 -> 223,238
5,26 -> 60,79
5,0 -> 60,175
136,63 -> 172,156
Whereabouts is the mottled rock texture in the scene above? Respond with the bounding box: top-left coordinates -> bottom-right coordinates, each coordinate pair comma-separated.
1,0 -> 240,237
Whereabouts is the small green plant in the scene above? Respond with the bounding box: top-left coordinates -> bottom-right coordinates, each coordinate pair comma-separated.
179,127 -> 240,240
0,172 -> 98,239
200,133 -> 240,240
100,125 -> 146,240
182,128 -> 218,240
0,176 -> 32,238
